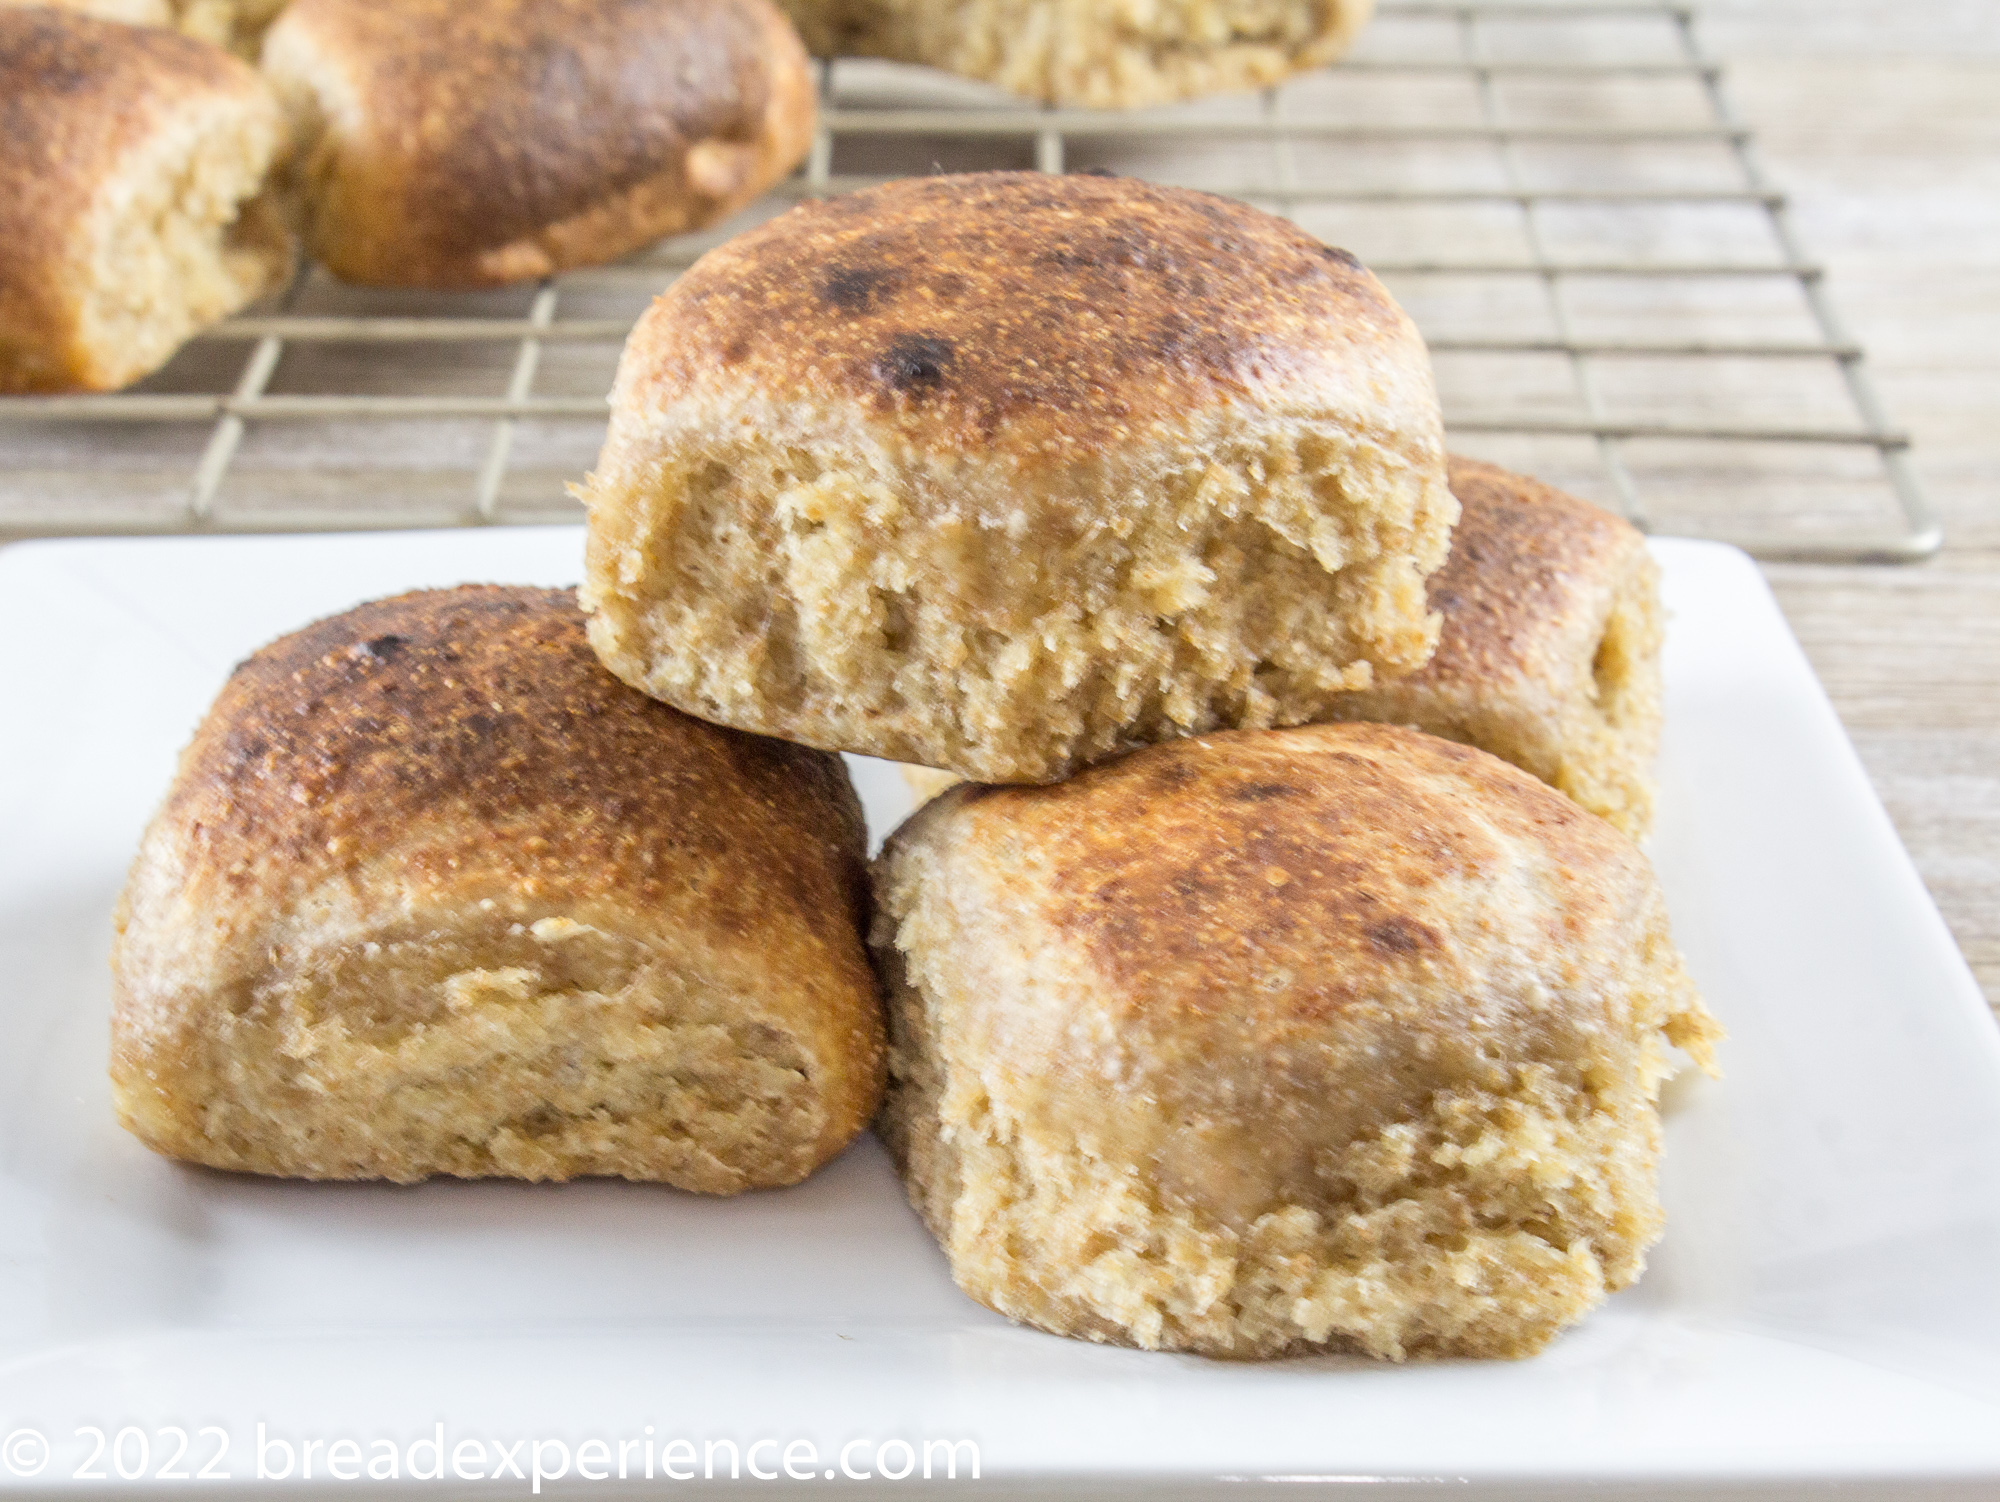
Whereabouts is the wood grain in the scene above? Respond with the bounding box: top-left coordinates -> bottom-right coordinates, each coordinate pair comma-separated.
1717,30 -> 2000,1012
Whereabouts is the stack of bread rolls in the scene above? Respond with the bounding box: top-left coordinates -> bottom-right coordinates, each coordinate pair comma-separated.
113,171 -> 1720,1366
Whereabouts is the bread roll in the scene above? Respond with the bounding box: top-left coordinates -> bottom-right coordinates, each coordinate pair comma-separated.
260,0 -> 816,289
112,586 -> 885,1191
874,723 -> 1720,1360
888,456 -> 1664,831
1322,457 -> 1663,836
0,8 -> 291,394
0,0 -> 289,57
780,0 -> 1373,108
582,171 -> 1456,785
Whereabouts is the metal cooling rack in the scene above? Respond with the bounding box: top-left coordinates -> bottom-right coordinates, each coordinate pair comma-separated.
0,0 -> 1940,560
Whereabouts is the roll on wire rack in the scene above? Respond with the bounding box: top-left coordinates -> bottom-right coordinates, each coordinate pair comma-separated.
0,0 -> 1939,562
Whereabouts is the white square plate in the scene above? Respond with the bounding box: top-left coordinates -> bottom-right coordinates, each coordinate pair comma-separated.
2,529 -> 1997,1499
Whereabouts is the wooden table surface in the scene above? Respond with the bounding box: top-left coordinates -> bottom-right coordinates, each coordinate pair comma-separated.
1700,0 -> 2000,1014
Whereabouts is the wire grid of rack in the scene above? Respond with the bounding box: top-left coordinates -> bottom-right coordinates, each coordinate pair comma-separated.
0,0 -> 1938,560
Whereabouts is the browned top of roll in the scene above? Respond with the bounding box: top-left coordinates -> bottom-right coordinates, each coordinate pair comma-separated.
150,585 -> 867,943
0,9 -> 264,348
612,171 -> 1440,462
264,0 -> 811,282
1422,456 -> 1647,688
920,721 -> 1639,1023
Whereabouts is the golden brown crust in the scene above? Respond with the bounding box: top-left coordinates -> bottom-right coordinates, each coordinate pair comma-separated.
112,586 -> 885,1187
1326,457 -> 1664,834
777,0 -> 1374,108
581,173 -> 1453,782
874,723 -> 1720,1358
942,724 -> 1638,1032
0,8 -> 285,392
151,586 -> 866,930
614,171 -> 1436,466
1420,458 -> 1645,687
262,0 -> 816,288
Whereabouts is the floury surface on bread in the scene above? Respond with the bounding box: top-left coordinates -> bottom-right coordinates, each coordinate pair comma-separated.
582,172 -> 1456,784
778,0 -> 1374,108
0,8 -> 292,393
261,0 -> 816,288
873,724 -> 1721,1360
892,455 -> 1667,834
111,586 -> 885,1191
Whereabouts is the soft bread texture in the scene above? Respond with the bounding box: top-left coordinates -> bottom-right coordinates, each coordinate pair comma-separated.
874,724 -> 1721,1360
1323,457 -> 1664,836
899,764 -> 964,804
260,0 -> 815,289
111,586 -> 885,1191
896,458 -> 1667,832
893,456 -> 1665,835
582,172 -> 1456,784
0,8 -> 292,393
0,0 -> 291,55
780,0 -> 1372,107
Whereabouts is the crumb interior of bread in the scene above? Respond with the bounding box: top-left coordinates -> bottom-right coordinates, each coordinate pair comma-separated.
883,974 -> 1675,1361
781,0 -> 1361,106
897,1066 -> 1658,1361
898,764 -> 965,803
77,99 -> 288,390
127,917 -> 824,1192
1551,557 -> 1666,835
593,424 -> 1442,781
1589,563 -> 1662,739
